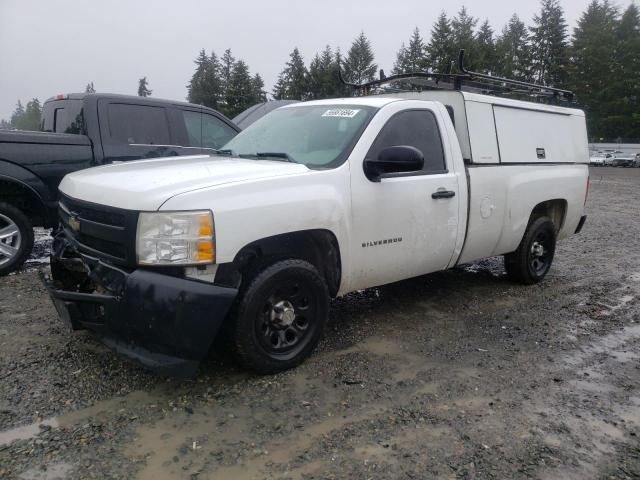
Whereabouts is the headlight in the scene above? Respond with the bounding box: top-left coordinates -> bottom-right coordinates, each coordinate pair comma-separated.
136,211 -> 215,265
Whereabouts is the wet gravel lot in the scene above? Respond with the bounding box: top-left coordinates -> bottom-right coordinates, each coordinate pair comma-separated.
0,167 -> 639,479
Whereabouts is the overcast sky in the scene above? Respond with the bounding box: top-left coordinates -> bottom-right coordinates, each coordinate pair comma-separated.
0,0 -> 600,121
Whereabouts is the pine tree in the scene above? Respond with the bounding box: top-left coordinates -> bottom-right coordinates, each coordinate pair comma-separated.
343,32 -> 377,84
308,46 -> 344,99
427,12 -> 456,73
0,119 -> 12,130
271,47 -> 309,100
495,14 -> 531,81
224,59 -> 255,117
476,20 -> 497,74
392,43 -> 408,75
187,49 -> 223,110
12,99 -> 41,131
10,101 -> 24,128
252,73 -> 267,103
85,82 -> 95,93
220,49 -> 236,95
608,3 -> 640,140
137,77 -> 152,97
529,0 -> 569,86
451,6 -> 478,70
569,1 -> 619,139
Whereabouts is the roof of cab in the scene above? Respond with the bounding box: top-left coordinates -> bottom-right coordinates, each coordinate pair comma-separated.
281,97 -> 402,109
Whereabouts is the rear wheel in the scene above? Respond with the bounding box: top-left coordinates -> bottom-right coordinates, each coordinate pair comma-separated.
504,216 -> 556,285
0,202 -> 34,276
229,259 -> 329,374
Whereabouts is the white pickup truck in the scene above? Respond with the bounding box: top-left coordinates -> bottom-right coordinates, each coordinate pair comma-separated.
44,91 -> 590,376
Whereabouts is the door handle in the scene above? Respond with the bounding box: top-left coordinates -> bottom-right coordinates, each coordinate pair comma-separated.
432,190 -> 456,199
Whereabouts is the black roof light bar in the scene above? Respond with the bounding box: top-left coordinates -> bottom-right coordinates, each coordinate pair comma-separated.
338,50 -> 575,102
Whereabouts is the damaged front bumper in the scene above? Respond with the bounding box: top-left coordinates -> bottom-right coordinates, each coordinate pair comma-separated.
42,234 -> 237,377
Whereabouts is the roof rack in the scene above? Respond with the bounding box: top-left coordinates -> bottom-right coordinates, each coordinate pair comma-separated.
338,50 -> 575,103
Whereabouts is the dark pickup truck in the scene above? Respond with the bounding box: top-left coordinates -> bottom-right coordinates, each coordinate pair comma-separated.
0,93 -> 240,275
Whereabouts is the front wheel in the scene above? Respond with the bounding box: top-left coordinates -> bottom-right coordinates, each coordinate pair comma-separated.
0,202 -> 34,276
504,216 -> 556,285
229,259 -> 330,374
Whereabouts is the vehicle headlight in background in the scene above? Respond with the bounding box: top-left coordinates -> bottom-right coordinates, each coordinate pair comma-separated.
136,211 -> 215,265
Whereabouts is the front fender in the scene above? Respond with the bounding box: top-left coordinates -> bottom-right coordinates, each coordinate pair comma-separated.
160,167 -> 354,293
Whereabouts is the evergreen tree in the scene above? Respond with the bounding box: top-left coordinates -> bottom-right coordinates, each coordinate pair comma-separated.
393,28 -> 428,74
451,6 -> 478,69
252,73 -> 267,103
220,49 -> 236,95
10,101 -> 24,127
12,99 -> 41,131
608,3 -> 640,140
529,0 -> 569,86
308,45 -> 344,99
137,76 -> 152,97
187,49 -> 223,110
495,14 -> 531,80
271,47 -> 309,100
392,43 -> 408,75
343,32 -> 377,84
476,20 -> 497,74
85,82 -> 95,93
427,12 -> 456,73
0,119 -> 12,130
568,1 -> 619,139
224,59 -> 255,117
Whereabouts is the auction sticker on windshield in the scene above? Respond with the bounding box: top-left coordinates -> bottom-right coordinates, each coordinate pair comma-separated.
322,109 -> 360,118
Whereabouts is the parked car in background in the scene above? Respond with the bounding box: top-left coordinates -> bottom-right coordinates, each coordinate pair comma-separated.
634,154 -> 640,167
589,156 -> 605,166
0,93 -> 240,275
611,156 -> 635,167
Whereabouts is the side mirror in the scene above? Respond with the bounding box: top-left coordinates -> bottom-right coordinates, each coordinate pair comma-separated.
364,145 -> 424,182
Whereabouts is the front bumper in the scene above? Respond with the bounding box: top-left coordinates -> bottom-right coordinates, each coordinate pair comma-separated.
43,235 -> 237,377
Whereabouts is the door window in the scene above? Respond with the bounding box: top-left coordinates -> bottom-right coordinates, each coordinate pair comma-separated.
202,114 -> 237,149
181,110 -> 202,147
367,110 -> 446,174
107,104 -> 171,145
178,110 -> 237,149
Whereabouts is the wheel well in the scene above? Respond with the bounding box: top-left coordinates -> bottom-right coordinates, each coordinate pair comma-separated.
530,199 -> 567,232
0,179 -> 47,227
217,230 -> 342,297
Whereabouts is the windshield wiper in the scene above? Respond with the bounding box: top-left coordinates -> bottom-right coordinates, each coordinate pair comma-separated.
253,152 -> 298,163
212,149 -> 236,156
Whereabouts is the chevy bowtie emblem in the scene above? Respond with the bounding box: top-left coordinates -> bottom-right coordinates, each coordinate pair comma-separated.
68,215 -> 81,232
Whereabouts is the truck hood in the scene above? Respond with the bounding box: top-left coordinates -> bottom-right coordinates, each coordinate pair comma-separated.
59,154 -> 309,210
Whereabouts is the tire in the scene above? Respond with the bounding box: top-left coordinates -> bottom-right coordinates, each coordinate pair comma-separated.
229,258 -> 329,374
0,202 -> 34,276
504,216 -> 556,285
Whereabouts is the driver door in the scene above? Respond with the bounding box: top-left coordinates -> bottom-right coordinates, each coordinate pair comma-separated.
349,105 -> 461,290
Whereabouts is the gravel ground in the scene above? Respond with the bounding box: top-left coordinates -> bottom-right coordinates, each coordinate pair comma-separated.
0,166 -> 639,479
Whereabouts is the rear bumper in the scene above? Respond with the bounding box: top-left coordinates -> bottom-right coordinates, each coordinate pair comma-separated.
43,235 -> 237,377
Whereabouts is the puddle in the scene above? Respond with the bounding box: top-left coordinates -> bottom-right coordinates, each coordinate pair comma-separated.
19,462 -> 73,480
0,418 -> 59,447
0,389 -> 157,448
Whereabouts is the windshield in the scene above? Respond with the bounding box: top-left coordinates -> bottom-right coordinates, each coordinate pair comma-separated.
222,104 -> 377,168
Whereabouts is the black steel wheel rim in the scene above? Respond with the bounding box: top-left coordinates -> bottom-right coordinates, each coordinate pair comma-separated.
529,230 -> 552,276
254,280 -> 317,359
